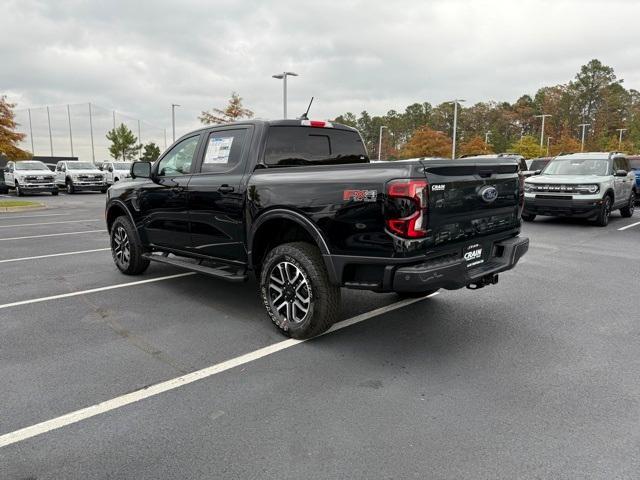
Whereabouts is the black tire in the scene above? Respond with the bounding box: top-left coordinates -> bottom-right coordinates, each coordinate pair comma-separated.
110,216 -> 150,275
66,179 -> 75,194
260,241 -> 340,339
396,289 -> 438,299
101,187 -> 109,193
620,191 -> 635,218
51,189 -> 59,196
594,195 -> 612,227
521,213 -> 536,222
15,182 -> 22,197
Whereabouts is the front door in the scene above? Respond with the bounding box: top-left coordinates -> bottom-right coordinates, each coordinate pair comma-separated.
187,126 -> 253,262
4,162 -> 15,185
137,134 -> 202,251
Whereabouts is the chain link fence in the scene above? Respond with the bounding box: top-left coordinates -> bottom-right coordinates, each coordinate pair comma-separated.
13,103 -> 168,163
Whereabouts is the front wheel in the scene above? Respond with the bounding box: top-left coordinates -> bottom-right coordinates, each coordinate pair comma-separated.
260,242 -> 340,339
620,191 -> 635,218
15,182 -> 23,197
66,180 -> 75,194
110,216 -> 150,275
594,196 -> 612,227
521,213 -> 536,222
51,189 -> 59,196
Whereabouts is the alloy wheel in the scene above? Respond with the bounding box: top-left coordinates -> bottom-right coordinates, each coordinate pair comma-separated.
267,261 -> 311,326
112,226 -> 131,268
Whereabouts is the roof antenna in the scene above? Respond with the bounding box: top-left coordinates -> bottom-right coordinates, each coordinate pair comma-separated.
299,97 -> 314,120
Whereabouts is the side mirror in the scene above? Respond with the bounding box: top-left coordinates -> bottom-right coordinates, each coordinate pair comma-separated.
615,169 -> 628,177
131,161 -> 152,179
534,170 -> 542,175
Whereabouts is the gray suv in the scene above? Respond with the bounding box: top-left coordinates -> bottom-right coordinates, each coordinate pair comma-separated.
523,152 -> 636,226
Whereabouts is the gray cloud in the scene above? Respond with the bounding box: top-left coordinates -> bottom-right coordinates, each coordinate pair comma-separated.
3,0 -> 640,160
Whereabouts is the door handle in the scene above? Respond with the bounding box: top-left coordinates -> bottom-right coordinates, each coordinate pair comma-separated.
218,185 -> 235,193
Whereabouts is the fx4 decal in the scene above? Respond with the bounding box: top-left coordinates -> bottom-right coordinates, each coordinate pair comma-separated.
343,189 -> 378,202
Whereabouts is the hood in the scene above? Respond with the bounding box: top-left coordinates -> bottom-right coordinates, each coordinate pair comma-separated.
15,169 -> 54,176
525,174 -> 606,184
68,169 -> 103,175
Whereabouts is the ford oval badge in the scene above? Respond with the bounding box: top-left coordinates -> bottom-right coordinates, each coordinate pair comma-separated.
479,186 -> 498,203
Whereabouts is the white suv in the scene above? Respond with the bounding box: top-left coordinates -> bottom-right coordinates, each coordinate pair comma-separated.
100,161 -> 132,185
55,161 -> 108,194
523,152 -> 636,226
3,160 -> 58,196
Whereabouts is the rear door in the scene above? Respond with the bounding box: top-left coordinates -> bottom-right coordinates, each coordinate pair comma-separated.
421,158 -> 521,247
612,157 -> 629,205
187,126 -> 253,262
136,134 -> 202,251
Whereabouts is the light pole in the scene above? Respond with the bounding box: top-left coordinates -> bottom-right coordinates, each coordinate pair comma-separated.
546,136 -> 552,156
616,128 -> 627,150
485,131 -> 491,144
272,72 -> 298,119
378,125 -> 387,161
447,99 -> 465,159
578,123 -> 590,152
534,114 -> 552,149
67,104 -> 74,158
171,104 -> 180,143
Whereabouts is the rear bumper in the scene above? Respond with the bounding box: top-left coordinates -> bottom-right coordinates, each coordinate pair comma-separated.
324,231 -> 528,293
524,197 -> 602,218
392,236 -> 529,292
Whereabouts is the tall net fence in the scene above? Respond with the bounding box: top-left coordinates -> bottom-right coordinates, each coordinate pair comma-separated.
13,103 -> 168,163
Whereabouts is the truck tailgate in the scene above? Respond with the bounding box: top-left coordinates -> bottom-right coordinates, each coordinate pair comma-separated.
420,158 -> 521,246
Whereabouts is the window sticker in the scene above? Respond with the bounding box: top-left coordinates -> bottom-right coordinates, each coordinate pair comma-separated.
204,136 -> 234,164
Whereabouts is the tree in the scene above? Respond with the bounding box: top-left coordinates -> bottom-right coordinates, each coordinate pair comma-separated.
0,95 -> 31,159
106,123 -> 142,161
199,92 -> 254,125
459,135 -> 493,156
509,135 -> 545,159
400,127 -> 452,158
549,132 -> 582,156
140,142 -> 161,162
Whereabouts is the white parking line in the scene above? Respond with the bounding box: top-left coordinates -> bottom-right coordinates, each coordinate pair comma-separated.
0,291 -> 438,448
0,272 -> 195,310
0,230 -> 106,241
0,213 -> 70,220
0,248 -> 110,264
0,219 -> 101,228
618,221 -> 640,231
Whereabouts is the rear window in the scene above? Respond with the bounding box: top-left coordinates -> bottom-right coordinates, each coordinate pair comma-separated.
629,159 -> 640,170
264,126 -> 368,166
529,159 -> 549,171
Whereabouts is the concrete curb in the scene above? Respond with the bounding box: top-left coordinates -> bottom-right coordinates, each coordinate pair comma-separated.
0,204 -> 47,213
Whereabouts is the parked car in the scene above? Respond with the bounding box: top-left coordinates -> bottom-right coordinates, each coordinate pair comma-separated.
523,152 -> 636,226
105,119 -> 529,339
628,155 -> 640,203
100,161 -> 133,185
3,160 -> 58,196
55,161 -> 108,193
527,157 -> 552,173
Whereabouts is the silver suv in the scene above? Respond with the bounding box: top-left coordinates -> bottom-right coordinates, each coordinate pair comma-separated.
523,152 -> 636,226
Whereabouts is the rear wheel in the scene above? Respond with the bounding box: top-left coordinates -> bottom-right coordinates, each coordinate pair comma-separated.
521,213 -> 536,222
620,191 -> 635,218
110,216 -> 150,275
51,189 -> 59,196
260,242 -> 340,339
594,195 -> 612,227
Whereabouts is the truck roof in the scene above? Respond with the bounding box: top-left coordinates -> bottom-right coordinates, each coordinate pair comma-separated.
184,119 -> 359,136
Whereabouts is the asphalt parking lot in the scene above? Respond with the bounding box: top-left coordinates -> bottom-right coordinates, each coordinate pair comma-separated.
1,191 -> 639,479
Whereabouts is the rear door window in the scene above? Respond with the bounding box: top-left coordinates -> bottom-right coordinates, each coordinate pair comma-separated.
264,126 -> 368,166
199,129 -> 248,173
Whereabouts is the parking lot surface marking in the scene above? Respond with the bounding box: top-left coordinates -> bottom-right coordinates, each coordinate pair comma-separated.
0,219 -> 101,228
618,220 -> 640,231
0,272 -> 196,310
0,229 -> 106,241
0,248 -> 110,264
0,292 -> 438,449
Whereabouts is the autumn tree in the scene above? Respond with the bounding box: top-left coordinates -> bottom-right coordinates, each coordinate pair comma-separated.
199,92 -> 254,125
140,142 -> 161,162
106,123 -> 142,161
459,135 -> 493,156
549,133 -> 582,156
509,135 -> 545,159
400,127 -> 452,158
0,95 -> 31,159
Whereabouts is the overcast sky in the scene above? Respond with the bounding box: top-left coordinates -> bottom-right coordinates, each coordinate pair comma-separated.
2,0 -> 640,159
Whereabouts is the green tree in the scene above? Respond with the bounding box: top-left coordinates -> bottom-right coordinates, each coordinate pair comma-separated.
0,95 -> 31,159
510,135 -> 545,159
199,92 -> 254,125
106,123 -> 142,161
140,142 -> 161,162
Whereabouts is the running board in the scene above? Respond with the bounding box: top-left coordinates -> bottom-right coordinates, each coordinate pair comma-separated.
142,253 -> 248,282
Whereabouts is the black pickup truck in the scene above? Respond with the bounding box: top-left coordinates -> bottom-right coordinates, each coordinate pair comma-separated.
105,119 -> 529,338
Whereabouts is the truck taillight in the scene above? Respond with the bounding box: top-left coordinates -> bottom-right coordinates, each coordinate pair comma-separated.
385,179 -> 429,238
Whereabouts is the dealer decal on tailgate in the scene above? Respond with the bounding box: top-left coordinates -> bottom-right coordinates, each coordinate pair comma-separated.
464,243 -> 484,267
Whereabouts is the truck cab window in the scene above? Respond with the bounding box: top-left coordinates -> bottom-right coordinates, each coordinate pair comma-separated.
200,129 -> 247,173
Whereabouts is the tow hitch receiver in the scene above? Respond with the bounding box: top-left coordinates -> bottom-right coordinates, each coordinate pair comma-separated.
467,274 -> 499,290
